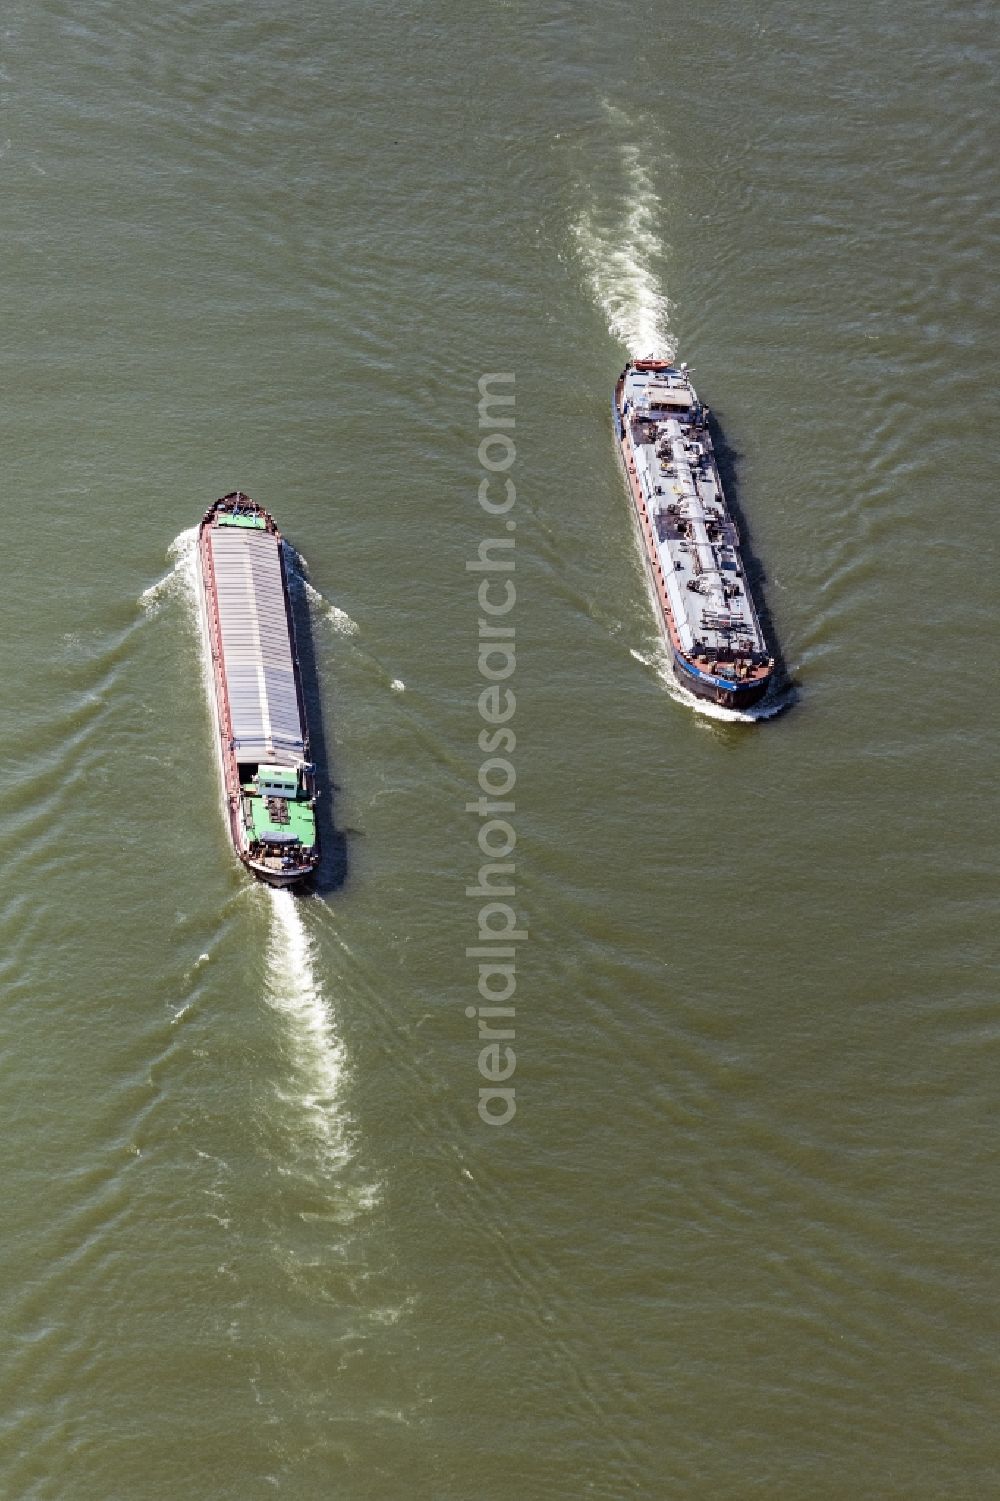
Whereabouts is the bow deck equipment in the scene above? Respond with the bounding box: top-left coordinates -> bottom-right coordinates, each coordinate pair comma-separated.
613,360 -> 774,710
197,491 -> 319,886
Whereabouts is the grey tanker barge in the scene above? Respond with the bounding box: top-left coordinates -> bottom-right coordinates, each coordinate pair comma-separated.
613,359 -> 774,710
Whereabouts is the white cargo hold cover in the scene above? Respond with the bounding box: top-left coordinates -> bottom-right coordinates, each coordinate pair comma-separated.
208,527 -> 305,765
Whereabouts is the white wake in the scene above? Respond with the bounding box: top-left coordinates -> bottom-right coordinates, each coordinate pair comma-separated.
265,889 -> 348,1163
287,552 -> 407,692
140,525 -> 199,613
300,577 -> 360,637
573,103 -> 674,358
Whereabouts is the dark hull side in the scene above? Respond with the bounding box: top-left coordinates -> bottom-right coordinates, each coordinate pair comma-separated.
671,651 -> 771,709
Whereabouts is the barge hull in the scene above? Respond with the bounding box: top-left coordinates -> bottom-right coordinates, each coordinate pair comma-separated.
613,362 -> 774,713
197,493 -> 319,886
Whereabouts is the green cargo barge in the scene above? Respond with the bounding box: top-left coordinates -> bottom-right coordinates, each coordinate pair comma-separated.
197,492 -> 320,887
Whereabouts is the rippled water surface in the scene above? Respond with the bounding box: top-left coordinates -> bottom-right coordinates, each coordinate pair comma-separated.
1,2 -> 997,1497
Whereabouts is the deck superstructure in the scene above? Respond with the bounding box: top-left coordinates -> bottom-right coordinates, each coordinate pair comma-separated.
613,359 -> 774,709
197,492 -> 319,885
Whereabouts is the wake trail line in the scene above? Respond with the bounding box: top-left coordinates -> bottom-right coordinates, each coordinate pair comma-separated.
572,102 -> 674,359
